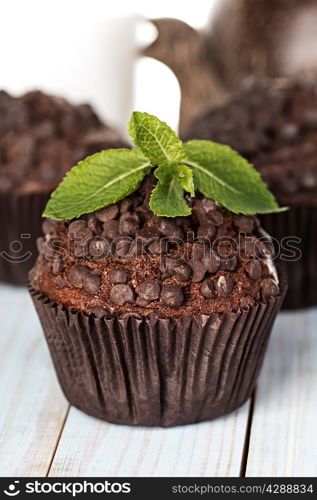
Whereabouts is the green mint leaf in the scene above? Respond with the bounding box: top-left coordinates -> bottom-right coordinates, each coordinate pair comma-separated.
183,140 -> 287,214
43,149 -> 150,220
149,165 -> 191,217
128,111 -> 185,167
177,164 -> 195,197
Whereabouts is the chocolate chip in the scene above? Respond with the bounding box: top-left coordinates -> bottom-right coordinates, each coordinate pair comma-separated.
208,210 -> 224,227
110,284 -> 134,306
95,204 -> 119,221
72,243 -> 85,258
68,220 -> 87,239
68,265 -> 90,286
42,218 -> 59,234
233,215 -> 255,234
175,215 -> 192,228
241,237 -> 257,257
167,228 -> 184,243
72,227 -> 93,258
54,276 -> 66,289
156,218 -> 184,241
200,279 -> 216,299
193,198 -> 217,217
69,224 -> 93,257
157,218 -> 177,236
202,252 -> 221,273
173,261 -> 192,281
299,170 -> 317,190
36,236 -> 45,254
135,205 -> 148,221
88,237 -> 110,259
220,256 -> 238,272
280,123 -> 299,142
136,279 -> 161,301
120,198 -> 133,213
189,260 -> 206,282
89,306 -> 107,318
161,257 -> 184,278
214,275 -> 234,296
148,238 -> 167,255
246,260 -> 262,280
52,258 -> 64,275
86,214 -> 100,233
136,227 -> 160,243
119,217 -> 139,236
256,240 -> 274,259
102,220 -> 120,240
34,120 -> 55,139
109,269 -> 130,284
160,257 -> 174,276
136,297 -> 150,307
46,236 -> 61,252
185,230 -> 195,243
115,238 -> 132,258
261,278 -> 279,298
120,211 -> 140,223
83,273 -> 101,294
161,284 -> 184,307
129,239 -> 144,257
197,224 -> 216,239
192,242 -> 208,260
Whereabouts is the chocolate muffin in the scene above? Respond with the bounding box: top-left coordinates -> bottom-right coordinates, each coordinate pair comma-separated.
30,180 -> 286,426
0,90 -> 128,285
29,111 -> 287,426
183,80 -> 317,309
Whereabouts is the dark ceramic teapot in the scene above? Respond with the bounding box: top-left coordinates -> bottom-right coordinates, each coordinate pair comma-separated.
144,0 -> 317,135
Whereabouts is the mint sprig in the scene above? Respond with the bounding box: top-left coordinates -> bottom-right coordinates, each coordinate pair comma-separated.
43,149 -> 150,220
128,111 -> 185,167
150,165 -> 192,217
183,141 -> 284,215
43,111 -> 286,220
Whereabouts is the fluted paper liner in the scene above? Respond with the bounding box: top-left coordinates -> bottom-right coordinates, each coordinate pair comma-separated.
29,272 -> 287,427
261,206 -> 317,310
0,192 -> 49,285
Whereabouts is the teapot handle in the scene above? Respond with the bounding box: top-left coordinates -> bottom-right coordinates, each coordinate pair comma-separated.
143,18 -> 227,137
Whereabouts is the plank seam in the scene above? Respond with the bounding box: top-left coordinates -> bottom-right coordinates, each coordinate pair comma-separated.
45,405 -> 71,477
239,391 -> 255,477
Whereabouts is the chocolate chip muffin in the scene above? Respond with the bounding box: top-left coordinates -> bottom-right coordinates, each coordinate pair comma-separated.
183,80 -> 317,308
29,111 -> 287,426
0,90 -> 128,285
30,180 -> 286,426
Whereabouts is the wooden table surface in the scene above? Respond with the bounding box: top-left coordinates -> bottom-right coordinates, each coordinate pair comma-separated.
0,284 -> 316,477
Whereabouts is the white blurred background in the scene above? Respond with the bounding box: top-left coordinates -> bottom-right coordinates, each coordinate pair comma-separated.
0,0 -> 218,135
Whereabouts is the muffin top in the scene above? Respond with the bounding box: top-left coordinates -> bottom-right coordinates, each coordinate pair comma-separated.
30,111 -> 283,319
183,80 -> 317,205
0,90 -> 128,194
31,179 -> 279,318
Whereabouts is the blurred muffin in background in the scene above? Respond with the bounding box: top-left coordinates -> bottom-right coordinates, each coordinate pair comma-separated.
0,90 -> 128,285
183,79 -> 317,309
208,0 -> 317,90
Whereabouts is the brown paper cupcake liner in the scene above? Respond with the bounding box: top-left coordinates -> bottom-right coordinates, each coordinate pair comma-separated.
0,192 -> 49,286
260,206 -> 317,310
29,271 -> 287,427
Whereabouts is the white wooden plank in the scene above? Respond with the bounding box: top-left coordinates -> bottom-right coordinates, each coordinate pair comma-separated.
246,309 -> 317,476
49,401 -> 250,477
0,285 -> 69,477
